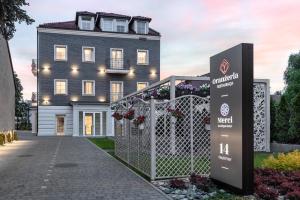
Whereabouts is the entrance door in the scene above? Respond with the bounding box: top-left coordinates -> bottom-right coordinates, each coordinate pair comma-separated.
84,113 -> 94,135
56,115 -> 65,135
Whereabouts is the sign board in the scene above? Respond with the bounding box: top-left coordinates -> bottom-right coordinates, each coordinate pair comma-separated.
210,43 -> 254,194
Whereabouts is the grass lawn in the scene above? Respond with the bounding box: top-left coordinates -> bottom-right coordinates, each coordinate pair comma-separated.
89,137 -> 277,179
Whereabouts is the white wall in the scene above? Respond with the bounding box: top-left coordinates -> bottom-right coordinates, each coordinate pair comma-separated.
38,106 -> 73,136
29,107 -> 37,134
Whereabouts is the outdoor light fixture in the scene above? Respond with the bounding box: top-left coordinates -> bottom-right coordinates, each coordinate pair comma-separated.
98,66 -> 106,75
71,65 -> 79,76
98,96 -> 106,102
150,69 -> 157,76
43,97 -> 50,105
129,68 -> 135,76
43,64 -> 50,71
71,96 -> 79,102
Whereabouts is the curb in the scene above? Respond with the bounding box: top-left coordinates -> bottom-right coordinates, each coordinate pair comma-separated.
85,138 -> 172,200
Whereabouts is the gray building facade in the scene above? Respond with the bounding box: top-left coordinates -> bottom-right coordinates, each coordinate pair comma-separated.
0,34 -> 15,132
37,11 -> 160,136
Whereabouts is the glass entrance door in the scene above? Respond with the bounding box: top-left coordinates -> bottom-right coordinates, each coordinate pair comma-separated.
82,112 -> 103,136
84,113 -> 93,135
56,115 -> 65,135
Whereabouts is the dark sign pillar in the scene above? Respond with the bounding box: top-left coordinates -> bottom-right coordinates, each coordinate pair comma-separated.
210,43 -> 254,194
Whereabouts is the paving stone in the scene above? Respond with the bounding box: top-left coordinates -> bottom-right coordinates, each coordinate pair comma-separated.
0,132 -> 167,200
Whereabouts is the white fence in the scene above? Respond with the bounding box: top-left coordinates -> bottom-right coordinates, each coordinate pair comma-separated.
112,76 -> 270,180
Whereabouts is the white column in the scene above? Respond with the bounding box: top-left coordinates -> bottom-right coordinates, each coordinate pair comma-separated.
170,76 -> 176,154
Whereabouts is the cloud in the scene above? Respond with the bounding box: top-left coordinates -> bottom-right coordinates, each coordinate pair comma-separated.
9,0 -> 300,99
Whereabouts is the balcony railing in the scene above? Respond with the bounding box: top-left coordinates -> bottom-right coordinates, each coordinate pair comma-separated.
106,59 -> 130,74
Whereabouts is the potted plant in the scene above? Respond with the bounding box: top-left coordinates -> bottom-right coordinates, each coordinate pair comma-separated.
167,108 -> 184,123
124,109 -> 135,120
203,116 -> 210,131
112,112 -> 123,124
133,115 -> 145,130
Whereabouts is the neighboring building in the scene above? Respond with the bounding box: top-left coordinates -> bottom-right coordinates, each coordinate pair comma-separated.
0,34 -> 15,132
37,11 -> 160,136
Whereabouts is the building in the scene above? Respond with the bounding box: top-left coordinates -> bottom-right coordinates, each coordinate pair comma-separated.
37,11 -> 160,136
0,34 -> 15,133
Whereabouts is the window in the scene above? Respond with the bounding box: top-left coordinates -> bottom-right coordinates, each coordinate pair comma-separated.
110,48 -> 124,69
81,16 -> 93,30
82,47 -> 95,62
136,21 -> 146,34
102,18 -> 113,31
82,80 -> 95,96
137,82 -> 148,91
116,19 -> 126,32
137,50 -> 149,65
110,82 -> 123,102
54,45 -> 67,61
54,79 -> 68,95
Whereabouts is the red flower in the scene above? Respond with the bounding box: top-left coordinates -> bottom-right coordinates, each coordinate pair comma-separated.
133,115 -> 145,126
112,112 -> 123,120
203,116 -> 210,124
167,108 -> 184,119
124,109 -> 135,120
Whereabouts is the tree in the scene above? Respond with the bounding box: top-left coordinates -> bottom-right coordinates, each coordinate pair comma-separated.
270,98 -> 277,142
284,52 -> 300,104
288,93 -> 300,144
14,71 -> 24,129
274,95 -> 290,143
0,0 -> 34,40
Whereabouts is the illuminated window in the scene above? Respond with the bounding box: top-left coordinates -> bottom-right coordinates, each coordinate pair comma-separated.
82,47 -> 95,62
111,48 -> 124,69
110,82 -> 123,102
137,50 -> 149,65
54,79 -> 68,95
102,18 -> 113,31
137,82 -> 148,91
136,21 -> 147,34
82,80 -> 95,96
54,45 -> 67,61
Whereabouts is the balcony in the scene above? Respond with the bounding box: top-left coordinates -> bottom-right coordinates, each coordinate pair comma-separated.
105,58 -> 130,74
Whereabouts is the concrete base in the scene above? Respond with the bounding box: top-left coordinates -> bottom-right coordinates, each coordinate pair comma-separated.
271,142 -> 300,152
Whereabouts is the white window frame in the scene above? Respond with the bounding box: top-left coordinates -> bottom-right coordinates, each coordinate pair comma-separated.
137,49 -> 149,65
110,81 -> 123,102
137,82 -> 149,91
110,48 -> 124,69
101,18 -> 114,32
82,46 -> 95,63
115,19 -> 127,33
136,21 -> 147,34
54,79 -> 68,95
54,45 -> 68,61
82,80 -> 95,96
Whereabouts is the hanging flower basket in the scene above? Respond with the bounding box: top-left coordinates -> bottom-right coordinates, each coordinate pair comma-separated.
203,116 -> 211,131
167,108 -> 184,120
112,112 -> 123,121
133,115 -> 145,130
124,109 -> 135,120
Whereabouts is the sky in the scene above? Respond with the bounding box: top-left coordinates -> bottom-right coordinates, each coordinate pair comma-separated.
8,0 -> 300,100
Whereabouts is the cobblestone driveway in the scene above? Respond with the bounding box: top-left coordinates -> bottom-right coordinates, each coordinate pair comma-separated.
0,133 -> 167,200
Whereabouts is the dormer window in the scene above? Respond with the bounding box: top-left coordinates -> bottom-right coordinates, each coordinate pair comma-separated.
136,21 -> 147,34
116,19 -> 126,32
102,18 -> 113,31
79,16 -> 94,30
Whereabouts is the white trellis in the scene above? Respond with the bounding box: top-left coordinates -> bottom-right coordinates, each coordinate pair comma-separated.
111,76 -> 270,180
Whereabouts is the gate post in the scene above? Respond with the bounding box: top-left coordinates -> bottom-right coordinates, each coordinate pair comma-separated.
150,97 -> 156,180
170,76 -> 176,154
190,96 -> 194,173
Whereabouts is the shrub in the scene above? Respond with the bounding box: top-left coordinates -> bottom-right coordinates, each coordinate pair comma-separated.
287,190 -> 300,200
189,174 -> 214,192
255,184 -> 279,200
0,133 -> 4,145
274,95 -> 290,143
169,179 -> 187,189
6,132 -> 12,143
13,131 -> 18,141
262,150 -> 300,171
